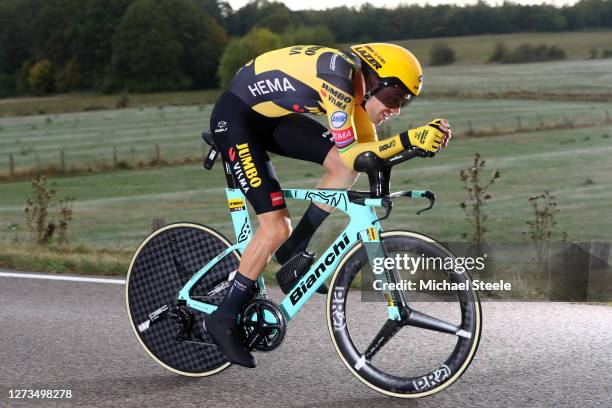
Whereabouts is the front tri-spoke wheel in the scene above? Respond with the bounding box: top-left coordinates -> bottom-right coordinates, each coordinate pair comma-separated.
326,231 -> 482,398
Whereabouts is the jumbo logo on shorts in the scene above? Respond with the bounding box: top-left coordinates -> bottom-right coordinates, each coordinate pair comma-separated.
235,143 -> 261,188
331,111 -> 348,129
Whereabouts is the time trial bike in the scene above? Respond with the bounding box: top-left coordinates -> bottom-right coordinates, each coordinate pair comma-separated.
125,131 -> 481,398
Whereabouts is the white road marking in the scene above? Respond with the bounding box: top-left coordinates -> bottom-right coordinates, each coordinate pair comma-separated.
0,270 -> 125,284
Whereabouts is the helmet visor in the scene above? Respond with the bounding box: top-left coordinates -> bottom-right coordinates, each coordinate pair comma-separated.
374,85 -> 414,109
370,76 -> 416,109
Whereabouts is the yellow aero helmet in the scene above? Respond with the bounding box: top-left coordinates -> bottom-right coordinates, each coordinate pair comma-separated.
350,43 -> 423,96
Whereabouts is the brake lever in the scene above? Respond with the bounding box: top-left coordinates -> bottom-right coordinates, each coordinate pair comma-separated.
415,191 -> 435,215
374,198 -> 393,223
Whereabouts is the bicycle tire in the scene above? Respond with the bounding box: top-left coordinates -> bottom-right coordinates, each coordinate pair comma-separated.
326,230 -> 482,398
126,223 -> 240,376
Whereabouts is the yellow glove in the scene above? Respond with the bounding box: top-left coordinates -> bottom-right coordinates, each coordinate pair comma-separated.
406,119 -> 447,155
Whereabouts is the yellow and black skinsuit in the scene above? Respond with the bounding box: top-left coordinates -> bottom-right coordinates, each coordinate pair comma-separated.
210,45 -> 408,214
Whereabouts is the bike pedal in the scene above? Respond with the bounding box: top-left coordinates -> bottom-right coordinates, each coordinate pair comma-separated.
275,251 -> 328,295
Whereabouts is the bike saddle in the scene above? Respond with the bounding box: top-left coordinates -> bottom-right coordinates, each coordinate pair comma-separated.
201,131 -> 215,146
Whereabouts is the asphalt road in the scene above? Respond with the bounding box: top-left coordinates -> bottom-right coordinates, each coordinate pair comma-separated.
0,272 -> 611,408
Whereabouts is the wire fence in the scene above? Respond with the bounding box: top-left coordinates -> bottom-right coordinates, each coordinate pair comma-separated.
2,109 -> 611,181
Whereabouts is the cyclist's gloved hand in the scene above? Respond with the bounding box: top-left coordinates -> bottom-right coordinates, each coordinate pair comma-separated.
400,119 -> 452,157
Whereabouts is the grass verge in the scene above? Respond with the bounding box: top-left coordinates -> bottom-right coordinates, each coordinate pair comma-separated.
0,242 -> 283,284
0,243 -> 132,276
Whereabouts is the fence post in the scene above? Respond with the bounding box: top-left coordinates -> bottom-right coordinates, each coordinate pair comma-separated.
155,144 -> 161,164
60,149 -> 65,173
468,120 -> 474,135
113,146 -> 118,169
538,114 -> 544,130
9,154 -> 14,178
516,116 -> 522,131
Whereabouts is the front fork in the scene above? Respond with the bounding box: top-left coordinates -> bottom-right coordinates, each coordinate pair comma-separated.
361,201 -> 409,321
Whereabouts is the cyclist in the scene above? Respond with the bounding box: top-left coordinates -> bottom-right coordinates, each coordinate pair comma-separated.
207,43 -> 451,368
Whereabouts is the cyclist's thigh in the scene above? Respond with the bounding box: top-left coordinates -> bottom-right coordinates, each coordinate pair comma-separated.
210,92 -> 286,214
266,113 -> 335,165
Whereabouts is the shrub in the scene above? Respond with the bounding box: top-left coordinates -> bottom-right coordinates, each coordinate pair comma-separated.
497,43 -> 567,63
28,60 -> 55,95
488,42 -> 507,63
55,59 -> 82,92
24,175 -> 75,246
217,28 -> 283,88
429,43 -> 456,66
283,25 -> 335,47
523,191 -> 561,262
602,49 -> 612,58
459,153 -> 501,244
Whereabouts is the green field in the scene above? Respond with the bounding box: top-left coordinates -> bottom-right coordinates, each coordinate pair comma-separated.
2,34 -> 612,264
425,59 -> 612,96
0,89 -> 220,118
392,31 -> 612,65
1,95 -> 611,175
1,122 -> 611,252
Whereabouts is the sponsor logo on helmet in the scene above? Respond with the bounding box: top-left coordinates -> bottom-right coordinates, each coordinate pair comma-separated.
331,111 -> 348,129
270,191 -> 285,207
248,77 -> 296,97
364,45 -> 386,64
355,46 -> 383,70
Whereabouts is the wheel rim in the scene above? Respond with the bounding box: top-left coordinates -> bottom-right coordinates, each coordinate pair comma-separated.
126,223 -> 239,376
326,231 -> 482,397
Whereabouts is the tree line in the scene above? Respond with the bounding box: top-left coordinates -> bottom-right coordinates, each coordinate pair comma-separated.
1,0 -> 611,97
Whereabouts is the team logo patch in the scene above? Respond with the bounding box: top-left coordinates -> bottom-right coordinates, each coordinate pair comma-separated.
332,128 -> 355,148
331,111 -> 348,129
228,198 -> 246,212
215,121 -> 227,133
270,191 -> 285,207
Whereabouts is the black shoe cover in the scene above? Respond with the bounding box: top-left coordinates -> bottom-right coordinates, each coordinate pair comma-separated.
205,311 -> 256,368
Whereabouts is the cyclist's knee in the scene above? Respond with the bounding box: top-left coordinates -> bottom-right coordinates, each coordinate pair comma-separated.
259,213 -> 292,248
324,150 -> 358,183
